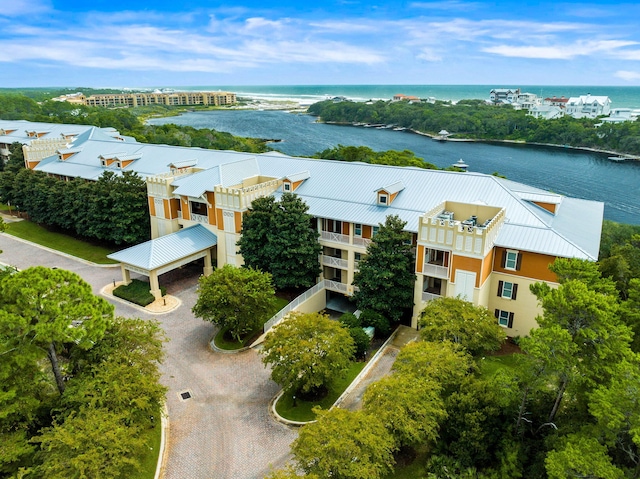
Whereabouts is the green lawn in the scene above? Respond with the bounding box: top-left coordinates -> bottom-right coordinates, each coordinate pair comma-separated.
2,220 -> 119,264
128,415 -> 162,479
479,353 -> 522,378
213,297 -> 289,350
275,361 -> 367,422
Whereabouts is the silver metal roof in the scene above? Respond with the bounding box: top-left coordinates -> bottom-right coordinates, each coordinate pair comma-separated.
107,224 -> 217,270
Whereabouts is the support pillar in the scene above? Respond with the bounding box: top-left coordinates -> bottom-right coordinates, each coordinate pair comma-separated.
149,271 -> 163,301
121,265 -> 132,285
203,249 -> 214,276
411,274 -> 425,329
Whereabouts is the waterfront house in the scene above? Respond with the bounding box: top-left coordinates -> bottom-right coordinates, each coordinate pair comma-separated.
489,88 -> 520,104
7,119 -> 603,337
565,94 -> 612,119
528,105 -> 565,120
544,96 -> 569,109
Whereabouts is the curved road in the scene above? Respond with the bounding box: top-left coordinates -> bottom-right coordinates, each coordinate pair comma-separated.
0,233 -> 297,479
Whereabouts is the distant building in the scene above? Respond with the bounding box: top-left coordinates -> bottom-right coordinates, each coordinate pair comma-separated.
565,94 -> 611,119
528,105 -> 565,120
393,94 -> 421,103
544,96 -> 569,109
600,108 -> 640,124
489,88 -> 520,103
55,91 -> 237,108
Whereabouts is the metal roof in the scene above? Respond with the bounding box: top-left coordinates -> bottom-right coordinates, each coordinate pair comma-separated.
173,168 -> 221,198
107,224 -> 217,270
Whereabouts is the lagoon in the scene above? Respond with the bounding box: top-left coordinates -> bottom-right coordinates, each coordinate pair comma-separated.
147,110 -> 640,225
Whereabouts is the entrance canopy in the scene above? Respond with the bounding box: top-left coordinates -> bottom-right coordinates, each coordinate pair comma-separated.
108,224 -> 218,300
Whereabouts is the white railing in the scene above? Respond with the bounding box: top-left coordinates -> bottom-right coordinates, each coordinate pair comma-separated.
325,280 -> 349,294
263,281 -> 326,333
321,231 -> 350,244
423,263 -> 449,279
353,237 -> 371,248
422,292 -> 442,302
190,213 -> 208,224
321,255 -> 348,269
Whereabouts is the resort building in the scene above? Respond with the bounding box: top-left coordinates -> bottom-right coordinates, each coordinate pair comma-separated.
544,96 -> 570,109
8,119 -> 603,337
54,91 -> 237,108
565,94 -> 612,119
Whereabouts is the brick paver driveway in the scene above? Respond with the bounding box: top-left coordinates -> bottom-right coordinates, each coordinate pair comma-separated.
0,234 -> 297,479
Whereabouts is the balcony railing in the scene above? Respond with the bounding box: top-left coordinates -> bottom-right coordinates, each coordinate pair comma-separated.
421,292 -> 442,303
321,255 -> 348,269
190,213 -> 208,224
353,237 -> 371,248
325,280 -> 349,294
321,231 -> 350,244
423,263 -> 449,279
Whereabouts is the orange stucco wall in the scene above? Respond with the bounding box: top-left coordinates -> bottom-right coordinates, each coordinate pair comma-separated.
206,192 -> 216,226
493,247 -> 558,282
451,255 -> 483,287
363,225 -> 372,239
481,249 -> 494,285
148,197 -> 156,216
235,211 -> 242,233
216,208 -> 223,227
343,222 -> 350,235
170,199 -> 179,219
182,196 -> 190,220
163,199 -> 170,219
533,201 -> 557,214
416,245 -> 425,273
292,180 -> 304,190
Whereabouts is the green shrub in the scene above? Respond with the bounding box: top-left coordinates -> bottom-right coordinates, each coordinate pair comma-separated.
339,312 -> 361,328
113,279 -> 166,306
349,327 -> 372,359
359,310 -> 391,337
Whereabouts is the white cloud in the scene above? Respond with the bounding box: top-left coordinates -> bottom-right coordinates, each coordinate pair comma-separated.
615,70 -> 640,81
483,40 -> 638,59
0,0 -> 51,17
410,1 -> 481,11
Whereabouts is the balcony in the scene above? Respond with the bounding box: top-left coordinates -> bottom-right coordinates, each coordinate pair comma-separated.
423,262 -> 449,279
421,291 -> 442,303
321,231 -> 350,245
353,237 -> 371,248
190,213 -> 208,224
321,255 -> 348,269
325,280 -> 349,294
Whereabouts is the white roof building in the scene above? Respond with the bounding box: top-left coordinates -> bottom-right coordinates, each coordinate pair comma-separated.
565,94 -> 612,119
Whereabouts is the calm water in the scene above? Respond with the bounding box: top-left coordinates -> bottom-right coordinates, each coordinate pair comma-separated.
147,110 -> 640,225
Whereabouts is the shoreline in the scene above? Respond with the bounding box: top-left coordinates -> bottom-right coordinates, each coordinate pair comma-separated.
320,119 -> 639,161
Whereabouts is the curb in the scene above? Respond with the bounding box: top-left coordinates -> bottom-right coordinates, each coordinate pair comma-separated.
209,337 -> 252,354
154,404 -> 169,479
269,327 -> 401,426
100,285 -> 182,315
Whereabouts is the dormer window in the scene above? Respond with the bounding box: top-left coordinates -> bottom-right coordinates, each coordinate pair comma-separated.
283,181 -> 291,192
378,193 -> 388,206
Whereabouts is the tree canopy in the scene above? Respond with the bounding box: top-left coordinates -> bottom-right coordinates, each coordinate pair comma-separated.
261,312 -> 354,395
192,264 -> 277,341
238,193 -> 321,290
352,215 -> 415,323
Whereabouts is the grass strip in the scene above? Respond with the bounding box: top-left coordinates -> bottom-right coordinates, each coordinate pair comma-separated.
128,414 -> 162,479
2,220 -> 118,264
275,361 -> 366,422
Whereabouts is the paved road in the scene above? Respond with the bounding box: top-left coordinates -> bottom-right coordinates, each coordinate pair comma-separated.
0,234 -> 297,479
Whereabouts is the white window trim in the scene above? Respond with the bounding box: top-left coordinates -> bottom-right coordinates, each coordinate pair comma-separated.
283,182 -> 291,191
378,193 -> 388,205
505,250 -> 519,270
502,281 -> 514,299
498,310 -> 511,327
354,223 -> 362,237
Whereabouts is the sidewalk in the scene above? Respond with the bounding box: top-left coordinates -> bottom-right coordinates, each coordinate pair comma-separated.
338,325 -> 420,411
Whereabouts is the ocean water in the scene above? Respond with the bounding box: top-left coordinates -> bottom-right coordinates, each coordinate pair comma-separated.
171,84 -> 640,109
148,109 -> 640,224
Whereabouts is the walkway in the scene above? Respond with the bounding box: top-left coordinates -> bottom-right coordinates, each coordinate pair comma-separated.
339,326 -> 420,411
0,233 -> 297,479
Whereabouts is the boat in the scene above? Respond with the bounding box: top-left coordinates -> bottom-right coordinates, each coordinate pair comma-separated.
608,156 -> 627,162
452,159 -> 469,170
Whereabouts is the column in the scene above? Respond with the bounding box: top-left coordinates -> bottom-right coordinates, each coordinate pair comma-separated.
203,249 -> 214,276
149,271 -> 163,301
121,265 -> 132,285
411,274 -> 425,329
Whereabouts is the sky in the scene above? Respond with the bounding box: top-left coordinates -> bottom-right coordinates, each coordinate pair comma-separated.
2,0 -> 640,88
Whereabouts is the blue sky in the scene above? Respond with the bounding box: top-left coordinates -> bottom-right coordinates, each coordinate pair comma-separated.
2,0 -> 640,87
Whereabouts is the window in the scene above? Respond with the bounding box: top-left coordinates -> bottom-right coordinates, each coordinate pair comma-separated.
495,309 -> 514,328
354,252 -> 362,262
354,223 -> 362,237
190,201 -> 207,216
283,182 -> 291,192
502,250 -> 521,270
378,193 -> 388,205
497,280 -> 518,300
372,226 -> 379,236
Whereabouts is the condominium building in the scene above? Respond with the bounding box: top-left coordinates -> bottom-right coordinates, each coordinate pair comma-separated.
8,119 -> 603,336
82,91 -> 236,108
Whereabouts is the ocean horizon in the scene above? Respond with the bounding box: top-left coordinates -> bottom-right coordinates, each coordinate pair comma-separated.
141,84 -> 640,109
